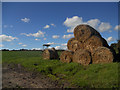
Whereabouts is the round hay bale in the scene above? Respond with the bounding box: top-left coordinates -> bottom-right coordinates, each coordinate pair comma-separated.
74,24 -> 101,42
52,47 -> 59,59
92,47 -> 114,64
67,38 -> 84,52
73,49 -> 92,65
60,50 -> 74,63
101,38 -> 110,48
42,49 -> 59,60
84,35 -> 109,54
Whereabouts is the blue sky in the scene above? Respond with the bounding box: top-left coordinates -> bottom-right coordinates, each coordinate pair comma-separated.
1,2 -> 119,50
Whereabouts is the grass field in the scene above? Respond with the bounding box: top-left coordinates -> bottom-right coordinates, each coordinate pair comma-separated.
2,51 -> 119,88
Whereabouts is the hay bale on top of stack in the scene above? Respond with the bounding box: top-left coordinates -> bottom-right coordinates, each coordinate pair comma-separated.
60,24 -> 114,65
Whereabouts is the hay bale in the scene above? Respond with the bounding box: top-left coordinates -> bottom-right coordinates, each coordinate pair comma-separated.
73,49 -> 92,65
102,38 -> 110,48
67,38 -> 84,52
84,35 -> 109,54
60,50 -> 74,63
51,47 -> 59,59
42,48 -> 59,60
92,47 -> 114,64
74,24 -> 101,42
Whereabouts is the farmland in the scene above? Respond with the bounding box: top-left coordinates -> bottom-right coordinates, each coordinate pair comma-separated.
2,51 -> 119,88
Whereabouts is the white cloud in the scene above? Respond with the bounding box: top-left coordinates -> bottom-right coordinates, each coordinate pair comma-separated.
21,18 -> 30,23
55,46 -> 61,50
32,48 -> 41,50
0,34 -> 18,42
0,44 -> 4,47
98,22 -> 111,32
62,34 -> 74,39
64,16 -> 83,27
87,19 -> 100,29
51,23 -> 55,26
64,16 -> 112,33
66,28 -> 75,33
109,30 -> 112,33
61,43 -> 67,46
46,42 -> 57,45
64,16 -> 83,33
55,45 -> 67,50
3,25 -> 13,28
21,30 -> 45,37
35,39 -> 40,41
44,25 -> 50,29
18,43 -> 23,45
3,25 -> 8,28
52,35 -> 60,39
106,37 -> 115,43
22,44 -> 27,47
114,25 -> 120,31
10,25 -> 13,28
66,18 -> 100,32
44,38 -> 47,40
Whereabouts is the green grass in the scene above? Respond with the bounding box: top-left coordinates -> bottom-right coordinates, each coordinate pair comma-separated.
2,51 -> 119,88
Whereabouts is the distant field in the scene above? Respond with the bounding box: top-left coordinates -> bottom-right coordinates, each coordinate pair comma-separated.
2,51 -> 119,88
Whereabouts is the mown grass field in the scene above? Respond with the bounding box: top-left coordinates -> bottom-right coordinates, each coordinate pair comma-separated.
2,51 -> 119,88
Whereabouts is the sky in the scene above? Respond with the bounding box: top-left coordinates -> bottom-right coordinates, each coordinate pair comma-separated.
1,2 -> 119,50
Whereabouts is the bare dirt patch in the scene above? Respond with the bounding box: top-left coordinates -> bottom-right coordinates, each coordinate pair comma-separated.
2,64 -> 71,88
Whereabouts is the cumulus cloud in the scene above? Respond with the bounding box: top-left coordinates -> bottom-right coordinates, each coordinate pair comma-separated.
46,42 -> 57,45
21,18 -> 30,23
35,39 -> 40,41
62,34 -> 74,39
3,25 -> 8,28
0,44 -> 4,47
98,22 -> 111,32
0,34 -> 18,42
63,16 -> 112,33
44,38 -> 47,40
106,37 -> 115,43
51,23 -> 55,26
21,30 -> 45,37
10,25 -> 13,28
44,25 -> 50,29
87,19 -> 100,29
18,43 -> 23,45
61,43 -> 67,46
22,44 -> 27,47
3,25 -> 13,28
52,35 -> 60,39
64,16 -> 83,27
64,16 -> 83,33
55,45 -> 67,50
32,48 -> 41,50
114,25 -> 120,31
55,46 -> 61,50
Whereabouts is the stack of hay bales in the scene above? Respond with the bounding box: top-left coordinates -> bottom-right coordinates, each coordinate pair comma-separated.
42,48 -> 59,60
60,24 -> 114,65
